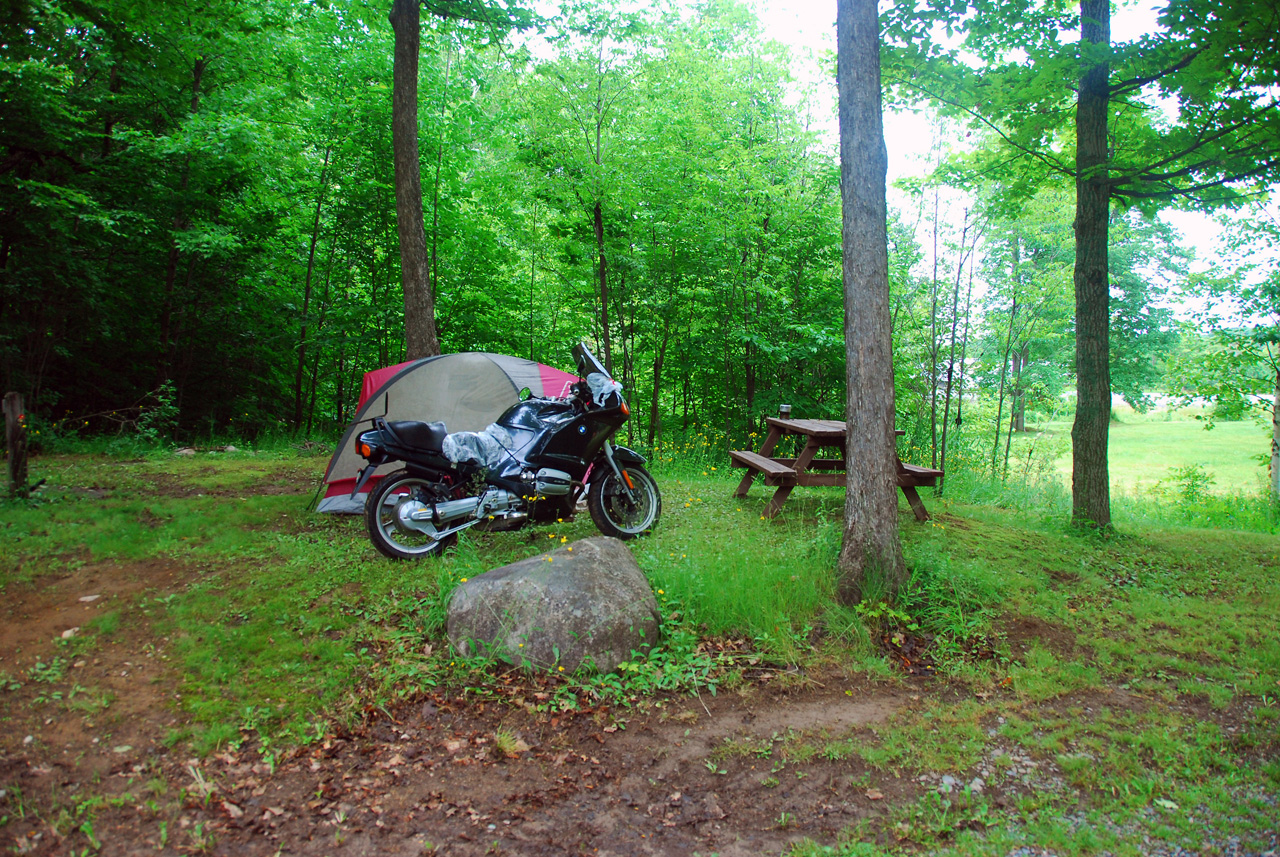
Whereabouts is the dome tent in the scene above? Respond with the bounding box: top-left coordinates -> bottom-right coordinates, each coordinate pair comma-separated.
318,352 -> 579,514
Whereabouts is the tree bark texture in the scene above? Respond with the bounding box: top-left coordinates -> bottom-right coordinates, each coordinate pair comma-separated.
1071,0 -> 1112,528
390,0 -> 441,360
5,392 -> 28,499
835,0 -> 906,606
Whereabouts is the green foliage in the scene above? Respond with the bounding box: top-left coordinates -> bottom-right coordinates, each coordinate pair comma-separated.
1159,464 -> 1216,505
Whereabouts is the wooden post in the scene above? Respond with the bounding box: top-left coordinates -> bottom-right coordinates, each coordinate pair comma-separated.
4,392 -> 28,499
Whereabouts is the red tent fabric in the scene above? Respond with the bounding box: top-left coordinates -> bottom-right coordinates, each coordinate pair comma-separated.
318,353 -> 580,513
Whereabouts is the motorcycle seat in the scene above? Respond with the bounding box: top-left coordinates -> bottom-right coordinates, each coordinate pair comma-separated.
385,420 -> 447,453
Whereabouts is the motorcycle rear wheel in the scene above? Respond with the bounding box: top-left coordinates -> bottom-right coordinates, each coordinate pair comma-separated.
365,469 -> 459,560
587,463 -> 661,539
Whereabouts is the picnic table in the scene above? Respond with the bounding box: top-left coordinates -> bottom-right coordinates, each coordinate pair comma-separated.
729,417 -> 944,521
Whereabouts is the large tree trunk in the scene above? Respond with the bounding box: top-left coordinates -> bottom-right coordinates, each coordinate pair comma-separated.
390,0 -> 440,360
835,0 -> 906,606
1071,0 -> 1112,528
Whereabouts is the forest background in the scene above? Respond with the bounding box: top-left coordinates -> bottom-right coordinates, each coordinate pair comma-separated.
4,0 -> 1279,499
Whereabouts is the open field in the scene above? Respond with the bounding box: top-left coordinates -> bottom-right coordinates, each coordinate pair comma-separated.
1,449 -> 1277,856
1024,406 -> 1271,496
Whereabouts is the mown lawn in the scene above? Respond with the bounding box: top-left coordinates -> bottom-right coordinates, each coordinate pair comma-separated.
1028,405 -> 1270,495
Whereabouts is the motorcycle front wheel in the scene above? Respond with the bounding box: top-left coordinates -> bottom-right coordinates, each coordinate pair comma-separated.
365,469 -> 459,560
587,463 -> 661,539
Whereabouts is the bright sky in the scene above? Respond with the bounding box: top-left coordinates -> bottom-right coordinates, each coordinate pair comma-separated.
750,0 -> 1230,284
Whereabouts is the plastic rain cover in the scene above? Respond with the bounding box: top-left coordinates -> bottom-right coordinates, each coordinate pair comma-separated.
442,423 -> 516,470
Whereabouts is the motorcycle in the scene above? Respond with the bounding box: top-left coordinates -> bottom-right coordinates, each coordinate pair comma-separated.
350,343 -> 662,559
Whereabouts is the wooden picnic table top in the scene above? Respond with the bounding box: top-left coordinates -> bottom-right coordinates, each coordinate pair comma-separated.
764,417 -> 904,440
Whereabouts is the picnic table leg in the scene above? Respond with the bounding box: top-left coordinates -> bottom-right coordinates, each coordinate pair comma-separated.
764,485 -> 794,518
764,436 -> 821,517
735,424 -> 783,498
901,485 -> 930,522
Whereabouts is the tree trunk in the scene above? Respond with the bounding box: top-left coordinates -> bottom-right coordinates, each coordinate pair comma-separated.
1013,343 -> 1029,432
939,214 -> 973,473
835,0 -> 906,605
594,200 -> 612,374
940,252 -> 976,493
430,47 -> 452,309
928,198 -> 940,469
390,0 -> 440,360
1271,366 -> 1279,502
294,145 -> 331,433
992,294 -> 1017,477
158,57 -> 206,388
1070,0 -> 1112,528
4,392 -> 28,500
648,317 -> 670,448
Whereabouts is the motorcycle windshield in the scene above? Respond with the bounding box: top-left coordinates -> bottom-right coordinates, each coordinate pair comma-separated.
572,342 -> 610,380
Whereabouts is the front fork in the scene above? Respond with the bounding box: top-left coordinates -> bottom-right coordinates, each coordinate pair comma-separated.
600,441 -> 638,502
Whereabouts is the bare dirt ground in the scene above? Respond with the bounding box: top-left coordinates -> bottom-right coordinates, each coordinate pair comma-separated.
0,556 -> 957,856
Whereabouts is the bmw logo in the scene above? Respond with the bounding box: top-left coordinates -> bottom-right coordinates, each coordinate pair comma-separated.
577,425 -> 587,435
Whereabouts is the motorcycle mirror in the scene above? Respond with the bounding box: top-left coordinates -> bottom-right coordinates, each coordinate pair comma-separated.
518,387 -> 532,401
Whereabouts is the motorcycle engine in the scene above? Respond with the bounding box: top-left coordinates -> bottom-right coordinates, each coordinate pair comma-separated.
521,467 -> 573,497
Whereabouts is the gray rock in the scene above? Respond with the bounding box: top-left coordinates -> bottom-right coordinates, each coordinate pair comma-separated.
447,537 -> 659,674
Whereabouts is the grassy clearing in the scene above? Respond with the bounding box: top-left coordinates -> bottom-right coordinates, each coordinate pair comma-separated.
2,443 -> 1277,853
1027,403 -> 1270,496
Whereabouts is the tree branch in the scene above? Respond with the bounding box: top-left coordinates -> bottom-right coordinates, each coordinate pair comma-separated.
887,74 -> 1074,179
1109,46 -> 1203,97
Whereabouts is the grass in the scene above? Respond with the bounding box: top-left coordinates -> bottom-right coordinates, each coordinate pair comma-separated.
1026,403 -> 1271,496
2,434 -> 1278,853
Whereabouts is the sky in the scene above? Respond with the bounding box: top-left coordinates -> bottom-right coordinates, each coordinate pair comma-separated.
749,0 -> 1232,288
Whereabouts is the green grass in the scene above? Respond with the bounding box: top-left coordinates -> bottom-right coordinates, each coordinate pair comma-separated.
3,444 -> 1278,853
1028,403 -> 1270,495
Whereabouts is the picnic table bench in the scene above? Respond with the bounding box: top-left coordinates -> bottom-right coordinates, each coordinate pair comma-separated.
730,417 -> 943,520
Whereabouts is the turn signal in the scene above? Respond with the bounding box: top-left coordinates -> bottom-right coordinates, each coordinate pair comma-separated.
357,441 -> 372,458
620,401 -> 630,416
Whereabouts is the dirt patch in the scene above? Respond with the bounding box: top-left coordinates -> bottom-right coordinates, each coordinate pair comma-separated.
0,556 -> 919,856
1,678 -> 912,857
0,559 -> 186,661
138,462 -> 318,499
1043,565 -> 1082,586
0,560 -> 191,789
998,614 -> 1080,660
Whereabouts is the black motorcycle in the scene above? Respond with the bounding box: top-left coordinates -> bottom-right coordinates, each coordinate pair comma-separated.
350,343 -> 662,559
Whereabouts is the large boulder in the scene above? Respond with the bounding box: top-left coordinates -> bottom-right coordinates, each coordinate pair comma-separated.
446,536 -> 659,674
